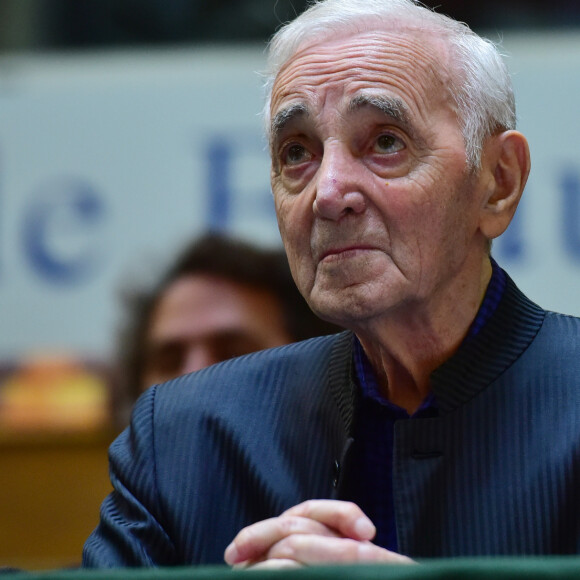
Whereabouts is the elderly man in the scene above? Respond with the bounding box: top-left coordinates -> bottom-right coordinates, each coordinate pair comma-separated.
83,0 -> 580,569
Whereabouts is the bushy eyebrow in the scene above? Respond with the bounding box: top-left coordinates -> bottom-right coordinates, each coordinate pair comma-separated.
270,102 -> 309,148
348,94 -> 411,125
349,93 -> 425,147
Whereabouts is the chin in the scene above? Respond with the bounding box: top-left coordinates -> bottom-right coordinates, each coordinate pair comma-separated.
309,295 -> 374,329
311,280 -> 407,326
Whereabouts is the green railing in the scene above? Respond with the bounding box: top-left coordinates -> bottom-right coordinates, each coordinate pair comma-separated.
8,558 -> 580,580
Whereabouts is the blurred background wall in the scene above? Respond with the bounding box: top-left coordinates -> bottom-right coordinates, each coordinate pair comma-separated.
0,0 -> 579,568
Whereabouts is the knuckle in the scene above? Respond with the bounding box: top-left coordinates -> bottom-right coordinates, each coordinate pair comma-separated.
341,500 -> 361,513
278,515 -> 299,535
298,499 -> 316,514
335,501 -> 361,526
234,526 -> 253,546
272,536 -> 300,560
357,541 -> 379,561
233,526 -> 259,554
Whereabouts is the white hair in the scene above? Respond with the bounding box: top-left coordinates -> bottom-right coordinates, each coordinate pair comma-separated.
263,0 -> 516,169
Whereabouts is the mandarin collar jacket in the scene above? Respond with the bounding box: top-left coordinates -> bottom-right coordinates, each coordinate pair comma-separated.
83,273 -> 580,567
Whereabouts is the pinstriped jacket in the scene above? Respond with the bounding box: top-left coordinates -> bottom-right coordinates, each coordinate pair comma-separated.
83,274 -> 580,567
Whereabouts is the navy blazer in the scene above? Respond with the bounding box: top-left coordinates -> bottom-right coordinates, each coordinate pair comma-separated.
83,274 -> 580,567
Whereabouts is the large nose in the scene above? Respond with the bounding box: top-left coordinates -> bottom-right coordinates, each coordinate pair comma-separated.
313,143 -> 366,220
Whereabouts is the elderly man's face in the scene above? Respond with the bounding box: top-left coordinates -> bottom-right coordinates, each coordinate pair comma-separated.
270,29 -> 490,328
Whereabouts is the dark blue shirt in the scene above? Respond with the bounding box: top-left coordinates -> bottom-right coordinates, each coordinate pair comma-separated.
349,259 -> 506,552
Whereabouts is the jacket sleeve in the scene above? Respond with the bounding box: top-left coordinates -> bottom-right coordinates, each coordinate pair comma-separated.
82,386 -> 177,567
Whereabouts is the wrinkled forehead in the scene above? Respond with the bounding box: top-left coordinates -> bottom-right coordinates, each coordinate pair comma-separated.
269,27 -> 453,136
271,17 -> 452,87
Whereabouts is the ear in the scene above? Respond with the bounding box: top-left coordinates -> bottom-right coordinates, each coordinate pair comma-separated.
479,130 -> 530,240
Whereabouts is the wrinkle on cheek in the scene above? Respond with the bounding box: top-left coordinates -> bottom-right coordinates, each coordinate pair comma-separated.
408,152 -> 466,200
415,143 -> 463,169
407,171 -> 442,199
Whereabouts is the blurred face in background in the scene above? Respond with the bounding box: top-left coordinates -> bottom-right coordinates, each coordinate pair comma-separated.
141,274 -> 293,389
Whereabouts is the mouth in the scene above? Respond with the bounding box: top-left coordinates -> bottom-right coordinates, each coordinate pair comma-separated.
319,245 -> 379,262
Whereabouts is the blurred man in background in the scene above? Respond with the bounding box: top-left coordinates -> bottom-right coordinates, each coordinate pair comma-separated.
111,231 -> 340,425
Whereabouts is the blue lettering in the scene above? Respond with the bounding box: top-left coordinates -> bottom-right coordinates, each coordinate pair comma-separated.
561,167 -> 580,262
207,139 -> 231,231
205,134 -> 274,232
22,177 -> 107,285
494,195 -> 526,264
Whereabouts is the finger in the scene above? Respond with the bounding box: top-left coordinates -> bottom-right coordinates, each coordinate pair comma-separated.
282,500 -> 376,541
267,535 -> 415,565
239,558 -> 303,570
224,515 -> 338,565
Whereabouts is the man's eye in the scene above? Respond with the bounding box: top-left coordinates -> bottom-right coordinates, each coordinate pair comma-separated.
374,134 -> 404,154
283,143 -> 311,165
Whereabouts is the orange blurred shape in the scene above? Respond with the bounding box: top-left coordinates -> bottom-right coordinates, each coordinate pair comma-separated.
0,354 -> 109,432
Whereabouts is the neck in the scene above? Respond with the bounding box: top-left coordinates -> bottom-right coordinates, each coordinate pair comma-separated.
355,258 -> 492,414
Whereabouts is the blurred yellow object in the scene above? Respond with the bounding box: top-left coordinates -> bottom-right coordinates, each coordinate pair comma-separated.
0,354 -> 110,432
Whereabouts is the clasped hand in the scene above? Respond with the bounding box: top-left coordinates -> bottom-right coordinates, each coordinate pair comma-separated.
224,499 -> 415,569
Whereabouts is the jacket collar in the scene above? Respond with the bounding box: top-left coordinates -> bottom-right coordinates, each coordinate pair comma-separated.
327,272 -> 546,428
430,273 -> 545,415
